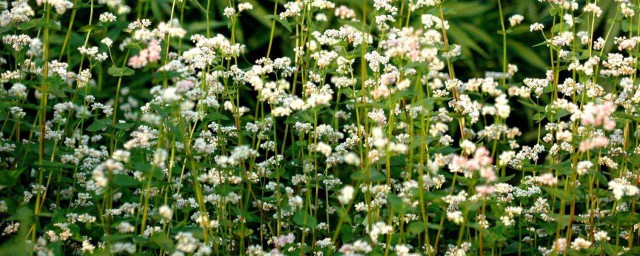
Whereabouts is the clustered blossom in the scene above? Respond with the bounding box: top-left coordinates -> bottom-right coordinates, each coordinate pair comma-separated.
509,14 -> 524,27
1,0 -> 640,255
580,101 -> 616,130
1,0 -> 35,26
36,0 -> 74,15
608,179 -> 639,200
99,12 -> 117,23
78,46 -> 109,62
338,185 -> 355,204
128,40 -> 161,68
530,22 -> 544,31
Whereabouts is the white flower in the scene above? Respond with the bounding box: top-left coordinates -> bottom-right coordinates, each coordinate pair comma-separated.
608,179 -> 639,200
576,161 -> 593,176
223,7 -> 236,17
8,83 -> 28,98
344,152 -> 361,166
509,14 -> 524,27
162,87 -> 181,102
364,51 -> 389,73
530,23 -> 544,32
500,216 -> 514,226
447,211 -> 464,225
2,222 -> 19,235
554,238 -> 567,253
460,140 -> 476,155
594,231 -> 610,242
397,79 -> 411,90
338,185 -> 355,205
117,222 -> 135,233
111,242 -> 136,254
99,12 -> 117,23
37,0 -> 74,15
583,3 -> 602,17
81,239 -> 95,254
316,142 -> 332,157
10,107 -> 26,119
368,109 -> 387,126
159,205 -> 173,219
101,38 -> 113,47
238,3 -> 253,12
280,1 -> 302,19
288,196 -> 303,209
368,222 -> 392,242
570,237 -> 592,251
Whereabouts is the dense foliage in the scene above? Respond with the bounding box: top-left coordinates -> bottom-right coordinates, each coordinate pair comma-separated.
1,0 -> 640,255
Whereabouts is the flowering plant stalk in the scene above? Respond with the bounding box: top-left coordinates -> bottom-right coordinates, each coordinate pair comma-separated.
0,0 -> 640,255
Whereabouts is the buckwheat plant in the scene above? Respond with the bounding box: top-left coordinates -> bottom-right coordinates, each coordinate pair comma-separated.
1,0 -> 640,255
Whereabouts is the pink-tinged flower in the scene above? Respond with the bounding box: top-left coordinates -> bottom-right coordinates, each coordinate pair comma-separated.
554,238 -> 567,253
147,40 -> 162,62
449,155 -> 467,173
476,185 -> 494,196
128,55 -> 147,69
479,167 -> 496,182
176,80 -> 195,92
128,40 -> 162,68
581,101 -> 616,130
448,146 -> 495,183
578,137 -> 609,152
464,146 -> 493,172
537,173 -> 557,186
473,147 -> 493,166
273,233 -> 295,248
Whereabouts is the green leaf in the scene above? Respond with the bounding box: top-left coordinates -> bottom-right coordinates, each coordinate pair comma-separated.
508,41 -> 547,71
340,225 -> 354,243
601,242 -> 616,256
627,155 -> 640,165
17,19 -> 44,30
446,2 -> 492,17
532,113 -> 544,122
293,210 -> 317,228
233,208 -> 262,223
108,66 -> 135,77
542,187 -> 569,201
518,99 -> 545,112
267,15 -> 292,33
407,221 -> 425,235
351,167 -> 386,182
150,233 -> 174,251
387,193 -> 406,213
549,109 -> 571,122
0,208 -> 31,255
448,24 -> 489,58
603,212 -> 640,225
34,161 -> 75,169
79,24 -> 106,33
167,122 -> 184,141
0,169 -> 22,186
86,119 -> 108,132
555,161 -> 573,176
234,226 -> 254,238
112,174 -> 140,187
502,241 -> 521,254
459,23 -> 497,48
131,161 -> 152,173
112,121 -> 134,130
625,247 -> 640,255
